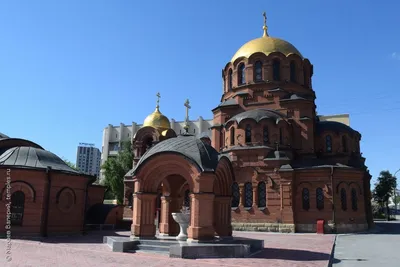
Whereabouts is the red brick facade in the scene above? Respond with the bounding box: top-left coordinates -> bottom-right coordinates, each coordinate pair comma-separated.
125,29 -> 373,235
0,138 -> 106,237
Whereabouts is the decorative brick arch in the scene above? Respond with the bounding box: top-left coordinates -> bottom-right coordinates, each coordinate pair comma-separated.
336,181 -> 350,193
0,180 -> 36,202
349,182 -> 363,195
213,156 -> 235,237
133,126 -> 160,143
134,153 -> 201,193
56,187 -> 77,213
215,156 -> 235,196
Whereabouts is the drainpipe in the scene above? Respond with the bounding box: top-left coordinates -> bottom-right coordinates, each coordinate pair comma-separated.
41,166 -> 52,237
82,176 -> 95,235
330,166 -> 336,233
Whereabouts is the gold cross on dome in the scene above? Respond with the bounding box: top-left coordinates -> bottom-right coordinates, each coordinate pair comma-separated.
184,99 -> 191,120
156,92 -> 161,108
262,11 -> 269,37
263,11 -> 267,27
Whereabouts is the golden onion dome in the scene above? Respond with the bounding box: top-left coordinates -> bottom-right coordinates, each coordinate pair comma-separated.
231,12 -> 302,63
143,106 -> 171,130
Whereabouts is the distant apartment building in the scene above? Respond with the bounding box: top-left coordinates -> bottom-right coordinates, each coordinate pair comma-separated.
76,143 -> 101,178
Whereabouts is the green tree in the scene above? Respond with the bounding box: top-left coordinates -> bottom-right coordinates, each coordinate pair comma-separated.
373,170 -> 397,220
101,141 -> 133,204
393,195 -> 400,206
62,157 -> 79,171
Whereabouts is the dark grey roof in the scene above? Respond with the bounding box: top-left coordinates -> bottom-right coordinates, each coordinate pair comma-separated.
268,87 -> 286,93
218,98 -> 238,107
0,146 -> 80,174
280,94 -> 308,101
316,121 -> 359,136
86,204 -> 118,224
134,135 -> 220,174
264,150 -> 290,161
233,92 -> 249,97
291,157 -> 354,169
226,108 -> 286,126
0,132 -> 9,139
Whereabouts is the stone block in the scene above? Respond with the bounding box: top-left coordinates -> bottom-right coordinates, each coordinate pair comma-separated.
170,243 -> 251,259
103,236 -> 137,252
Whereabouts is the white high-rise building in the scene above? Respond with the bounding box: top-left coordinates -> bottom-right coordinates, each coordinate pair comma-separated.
100,113 -> 349,180
100,117 -> 213,168
76,143 -> 101,178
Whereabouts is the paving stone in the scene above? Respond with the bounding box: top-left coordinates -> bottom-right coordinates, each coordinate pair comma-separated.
0,230 -> 334,267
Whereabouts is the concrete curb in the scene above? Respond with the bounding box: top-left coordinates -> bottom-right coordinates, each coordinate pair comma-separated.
327,235 -> 337,267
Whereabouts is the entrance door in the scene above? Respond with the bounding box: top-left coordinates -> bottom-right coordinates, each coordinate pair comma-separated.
11,191 -> 25,226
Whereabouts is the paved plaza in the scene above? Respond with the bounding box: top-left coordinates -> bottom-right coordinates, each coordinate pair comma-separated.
332,218 -> 400,267
0,231 -> 334,267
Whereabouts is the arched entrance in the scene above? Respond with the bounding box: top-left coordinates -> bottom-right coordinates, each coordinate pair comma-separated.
130,135 -> 234,242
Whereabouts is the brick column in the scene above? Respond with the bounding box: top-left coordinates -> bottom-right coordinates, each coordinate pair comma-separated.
252,185 -> 258,207
187,193 -> 215,241
158,196 -> 171,236
214,196 -> 232,238
131,193 -> 157,239
239,184 -> 244,207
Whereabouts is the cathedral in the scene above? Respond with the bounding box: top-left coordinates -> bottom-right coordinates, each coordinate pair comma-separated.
123,14 -> 373,239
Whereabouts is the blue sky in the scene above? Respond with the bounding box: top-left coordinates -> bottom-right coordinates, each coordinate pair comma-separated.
1,0 -> 399,184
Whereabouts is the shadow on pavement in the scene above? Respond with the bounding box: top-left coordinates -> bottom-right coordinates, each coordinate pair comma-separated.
8,230 -> 129,244
252,247 -> 334,261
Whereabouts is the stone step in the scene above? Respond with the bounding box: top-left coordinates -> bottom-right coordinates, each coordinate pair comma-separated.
126,249 -> 169,256
136,244 -> 171,252
137,239 -> 178,247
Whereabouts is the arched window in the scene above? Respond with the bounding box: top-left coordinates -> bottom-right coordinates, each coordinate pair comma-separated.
273,60 -> 280,81
245,124 -> 252,143
11,191 -> 25,226
351,188 -> 358,211
142,137 -> 153,155
342,136 -> 348,152
128,192 -> 133,207
263,126 -> 269,145
183,189 -> 190,207
231,182 -> 240,208
219,130 -> 223,150
244,182 -> 253,208
279,128 -> 283,145
254,61 -> 263,81
325,135 -> 332,153
230,127 -> 235,145
316,187 -> 324,210
257,182 -> 266,208
302,188 -> 310,211
238,63 -> 246,85
222,72 -> 226,93
290,61 -> 296,82
228,69 -> 233,91
341,188 -> 347,211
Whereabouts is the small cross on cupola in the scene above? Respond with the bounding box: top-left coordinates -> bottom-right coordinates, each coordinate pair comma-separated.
183,99 -> 191,133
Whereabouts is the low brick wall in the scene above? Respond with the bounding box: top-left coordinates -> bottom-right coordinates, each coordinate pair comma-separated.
232,222 -> 295,233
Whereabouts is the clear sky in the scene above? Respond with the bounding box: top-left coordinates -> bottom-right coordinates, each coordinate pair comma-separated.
1,0 -> 399,184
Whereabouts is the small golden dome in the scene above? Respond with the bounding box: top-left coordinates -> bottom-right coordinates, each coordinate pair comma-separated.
231,11 -> 302,63
143,106 -> 171,130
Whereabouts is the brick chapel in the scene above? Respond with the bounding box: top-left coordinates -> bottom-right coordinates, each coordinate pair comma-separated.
124,14 -> 373,238
0,133 -> 121,237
